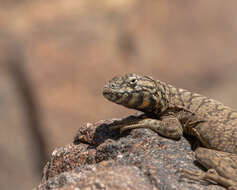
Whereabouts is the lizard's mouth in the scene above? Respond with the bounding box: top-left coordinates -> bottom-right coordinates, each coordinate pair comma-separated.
103,87 -> 123,104
102,87 -> 111,99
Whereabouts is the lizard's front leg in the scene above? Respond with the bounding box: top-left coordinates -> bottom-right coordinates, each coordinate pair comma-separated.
110,115 -> 183,140
180,147 -> 237,190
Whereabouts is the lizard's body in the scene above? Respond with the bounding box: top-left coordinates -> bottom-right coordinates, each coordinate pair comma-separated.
103,73 -> 237,189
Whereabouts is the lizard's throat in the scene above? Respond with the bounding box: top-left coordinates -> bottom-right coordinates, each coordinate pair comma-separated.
119,91 -> 167,114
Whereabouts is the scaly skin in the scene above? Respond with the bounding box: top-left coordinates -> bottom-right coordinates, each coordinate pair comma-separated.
103,73 -> 237,189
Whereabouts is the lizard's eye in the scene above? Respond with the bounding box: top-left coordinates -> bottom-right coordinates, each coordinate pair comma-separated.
129,78 -> 137,85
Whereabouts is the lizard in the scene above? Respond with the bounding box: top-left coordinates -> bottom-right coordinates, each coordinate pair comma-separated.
103,73 -> 237,190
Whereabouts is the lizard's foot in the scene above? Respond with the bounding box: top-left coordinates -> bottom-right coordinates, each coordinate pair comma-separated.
109,117 -> 183,139
109,118 -> 158,134
180,168 -> 237,190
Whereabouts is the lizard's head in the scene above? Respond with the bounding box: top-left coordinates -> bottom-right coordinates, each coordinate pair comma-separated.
103,73 -> 161,112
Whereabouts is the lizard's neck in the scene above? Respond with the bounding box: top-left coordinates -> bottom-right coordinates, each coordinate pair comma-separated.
124,80 -> 192,115
154,80 -> 189,111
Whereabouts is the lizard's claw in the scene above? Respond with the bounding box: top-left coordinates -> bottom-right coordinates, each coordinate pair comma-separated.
109,123 -> 147,134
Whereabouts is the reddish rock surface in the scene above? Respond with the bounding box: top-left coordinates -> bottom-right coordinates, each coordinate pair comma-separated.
36,115 -> 225,190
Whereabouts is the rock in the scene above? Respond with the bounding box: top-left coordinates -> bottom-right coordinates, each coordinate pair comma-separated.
36,114 -> 224,190
37,161 -> 153,190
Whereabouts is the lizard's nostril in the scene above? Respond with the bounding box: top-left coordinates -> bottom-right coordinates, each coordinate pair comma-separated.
103,88 -> 109,93
103,87 -> 111,98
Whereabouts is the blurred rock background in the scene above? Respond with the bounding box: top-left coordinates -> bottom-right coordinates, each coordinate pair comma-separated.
1,0 -> 237,189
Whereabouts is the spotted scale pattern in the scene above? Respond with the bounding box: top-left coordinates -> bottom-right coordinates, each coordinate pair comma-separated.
103,73 -> 237,189
103,73 -> 237,153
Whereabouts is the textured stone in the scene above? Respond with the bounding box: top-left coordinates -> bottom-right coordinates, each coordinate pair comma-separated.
36,114 -> 224,190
